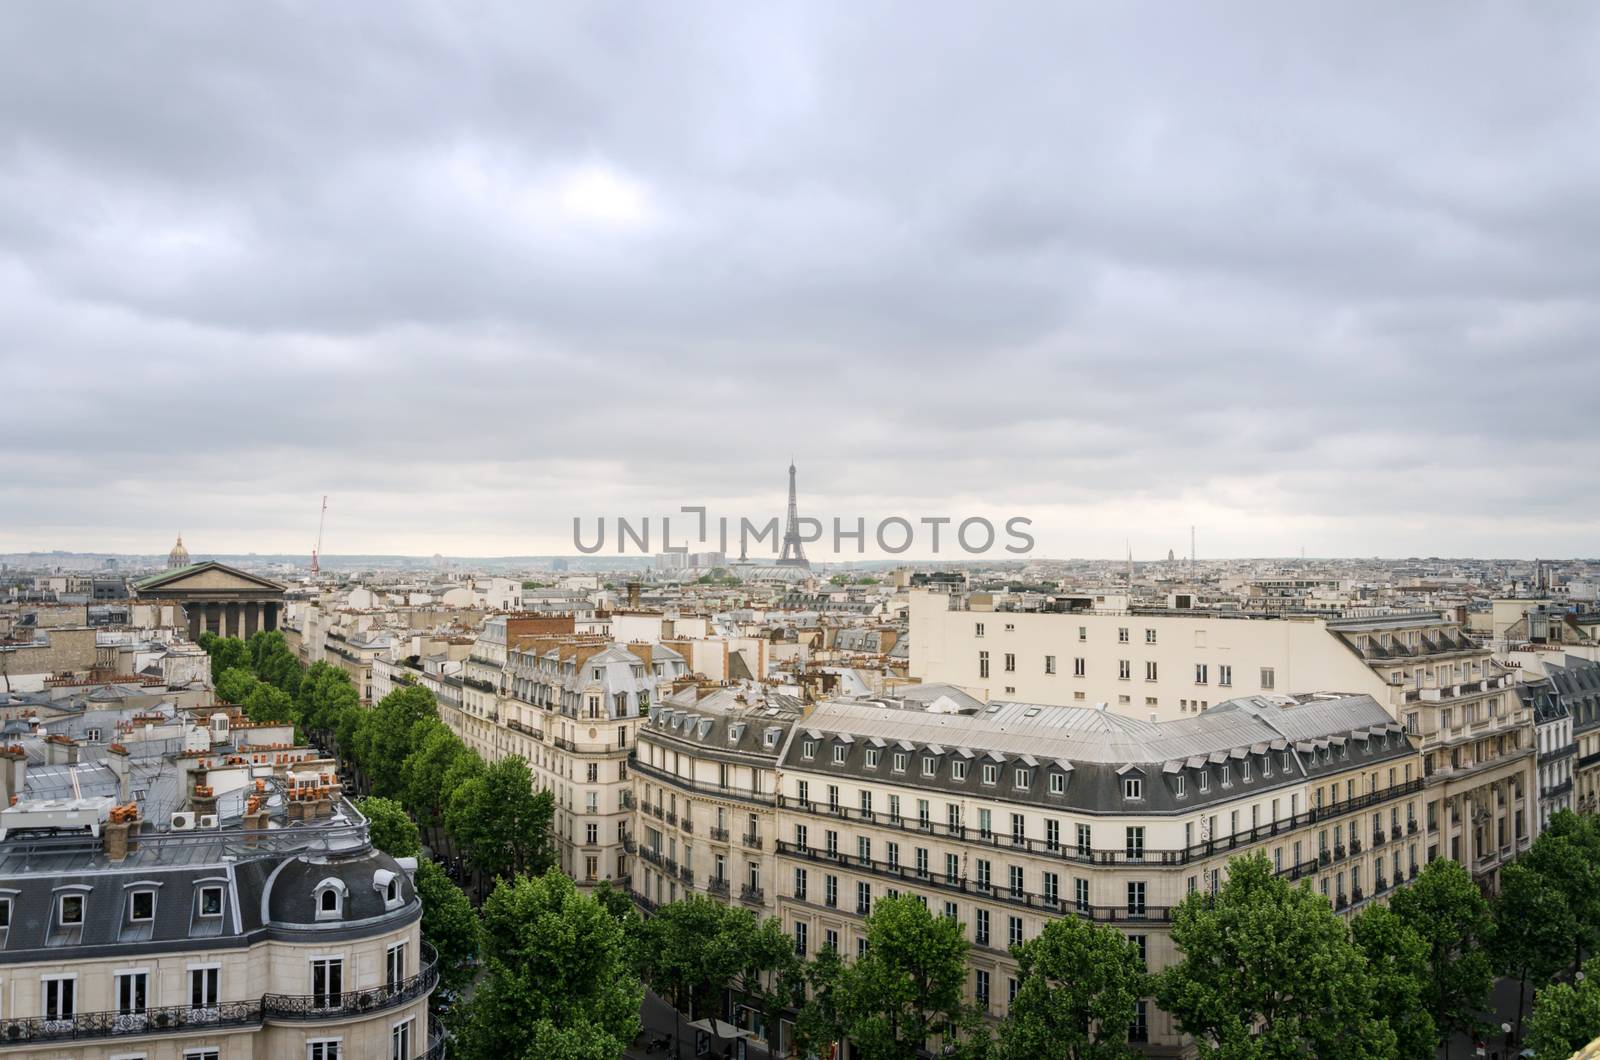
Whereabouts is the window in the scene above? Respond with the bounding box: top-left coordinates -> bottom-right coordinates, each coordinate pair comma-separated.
586,823 -> 599,845
1118,660 -> 1131,680
1219,664 -> 1232,687
893,752 -> 907,772
856,881 -> 871,915
1074,877 -> 1089,912
916,847 -> 929,877
1145,661 -> 1158,681
865,748 -> 880,768
825,875 -> 838,907
922,757 -> 937,777
825,928 -> 839,951
1127,881 -> 1147,916
979,651 -> 990,678
1175,774 -> 1186,797
1195,663 -> 1208,684
1011,813 -> 1025,843
982,763 -> 998,785
1014,768 -> 1030,789
59,893 -> 84,925
858,836 -> 871,866
1076,823 -> 1092,857
116,971 -> 148,1015
189,965 -> 220,1009
886,842 -> 899,870
1004,652 -> 1016,672
796,780 -> 810,805
1043,871 -> 1059,904
386,942 -> 407,990
1008,915 -> 1024,947
1045,819 -> 1060,850
1128,934 -> 1148,969
308,1042 -> 342,1060
951,760 -> 968,781
1145,628 -> 1157,644
794,921 -> 808,957
1125,826 -> 1145,860
0,896 -> 8,928
945,852 -> 960,883
975,908 -> 990,946
185,1051 -> 221,1060
129,890 -> 155,922
1045,655 -> 1056,674
1118,627 -> 1129,643
975,968 -> 990,1008
802,740 -> 816,759
1260,667 -> 1276,690
1009,864 -> 1024,897
317,886 -> 341,918
44,975 -> 75,1019
391,1018 -> 415,1060
311,957 -> 344,1008
1078,626 -> 1087,642
976,858 -> 992,891
1049,771 -> 1066,795
1123,777 -> 1143,800
832,744 -> 846,764
975,622 -> 985,638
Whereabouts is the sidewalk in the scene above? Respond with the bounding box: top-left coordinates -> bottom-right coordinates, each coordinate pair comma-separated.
624,990 -> 775,1060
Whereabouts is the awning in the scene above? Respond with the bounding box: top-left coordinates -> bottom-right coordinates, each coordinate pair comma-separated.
687,1018 -> 756,1040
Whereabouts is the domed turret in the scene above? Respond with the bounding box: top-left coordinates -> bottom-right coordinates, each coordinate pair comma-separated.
168,535 -> 191,569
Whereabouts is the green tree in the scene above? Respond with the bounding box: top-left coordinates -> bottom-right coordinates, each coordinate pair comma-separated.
1527,958 -> 1600,1060
996,916 -> 1146,1060
353,685 -> 439,798
456,870 -> 642,1060
359,796 -> 422,858
793,944 -> 847,1060
640,896 -> 752,1055
730,916 -> 807,1055
445,756 -> 553,880
297,661 -> 362,741
215,666 -> 259,705
1350,903 -> 1436,1060
402,720 -> 471,841
207,635 -> 249,685
1523,810 -> 1600,973
1389,857 -> 1493,1048
1494,860 -> 1577,1042
590,879 -> 645,970
415,859 -> 480,994
242,680 -> 294,724
1153,854 -> 1394,1059
828,893 -> 984,1060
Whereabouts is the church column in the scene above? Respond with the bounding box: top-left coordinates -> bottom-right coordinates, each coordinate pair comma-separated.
223,602 -> 237,638
264,602 -> 279,632
244,601 -> 259,638
188,602 -> 202,641
207,602 -> 222,637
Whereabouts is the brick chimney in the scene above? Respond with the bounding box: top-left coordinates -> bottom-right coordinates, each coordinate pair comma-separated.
106,743 -> 131,803
45,734 -> 78,766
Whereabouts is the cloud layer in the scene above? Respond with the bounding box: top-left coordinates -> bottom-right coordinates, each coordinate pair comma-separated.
6,2 -> 1599,559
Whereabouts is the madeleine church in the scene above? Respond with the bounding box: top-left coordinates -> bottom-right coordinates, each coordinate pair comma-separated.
135,538 -> 288,641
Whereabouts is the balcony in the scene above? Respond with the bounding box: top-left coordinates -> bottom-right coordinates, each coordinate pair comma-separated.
622,836 -> 637,854
0,944 -> 440,1046
740,884 -> 765,904
707,877 -> 730,897
665,812 -> 678,826
620,791 -> 635,810
710,826 -> 730,843
679,864 -> 693,884
742,833 -> 763,850
680,817 -> 694,834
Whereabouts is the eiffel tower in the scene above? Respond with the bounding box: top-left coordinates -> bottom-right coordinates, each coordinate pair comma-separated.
776,460 -> 811,569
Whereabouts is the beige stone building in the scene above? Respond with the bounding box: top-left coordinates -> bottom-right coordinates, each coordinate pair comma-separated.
769,692 -> 1425,1055
909,593 -> 1535,883
0,704 -> 437,1058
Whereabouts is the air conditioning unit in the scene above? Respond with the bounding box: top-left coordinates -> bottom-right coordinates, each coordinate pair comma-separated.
170,811 -> 196,831
199,814 -> 220,829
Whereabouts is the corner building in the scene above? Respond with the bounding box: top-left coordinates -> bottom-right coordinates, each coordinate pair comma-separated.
772,692 -> 1424,1055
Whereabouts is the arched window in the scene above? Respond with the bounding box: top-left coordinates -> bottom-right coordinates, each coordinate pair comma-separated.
313,878 -> 349,921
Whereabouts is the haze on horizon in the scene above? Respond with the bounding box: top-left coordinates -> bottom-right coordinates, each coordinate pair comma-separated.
5,3 -> 1598,562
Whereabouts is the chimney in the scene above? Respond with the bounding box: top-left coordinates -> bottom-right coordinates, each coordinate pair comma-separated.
45,734 -> 78,766
106,743 -> 132,802
0,745 -> 26,807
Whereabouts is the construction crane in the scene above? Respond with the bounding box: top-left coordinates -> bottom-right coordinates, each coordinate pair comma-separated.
311,496 -> 327,577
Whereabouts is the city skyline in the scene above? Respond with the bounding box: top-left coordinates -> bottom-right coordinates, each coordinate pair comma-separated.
7,3 -> 1600,558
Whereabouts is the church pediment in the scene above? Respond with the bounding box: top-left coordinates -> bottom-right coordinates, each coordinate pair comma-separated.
135,562 -> 287,596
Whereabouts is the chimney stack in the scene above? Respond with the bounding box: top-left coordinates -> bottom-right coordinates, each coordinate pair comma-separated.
0,745 -> 27,807
106,743 -> 132,803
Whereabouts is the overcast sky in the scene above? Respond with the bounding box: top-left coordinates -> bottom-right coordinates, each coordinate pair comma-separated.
5,3 -> 1598,561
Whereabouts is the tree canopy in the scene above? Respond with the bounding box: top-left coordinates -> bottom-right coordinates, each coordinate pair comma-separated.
360,795 -> 422,859
1389,856 -> 1493,1047
1154,854 -> 1394,1059
997,915 -> 1146,1060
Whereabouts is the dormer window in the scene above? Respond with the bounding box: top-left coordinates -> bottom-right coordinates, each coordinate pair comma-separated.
1123,778 -> 1143,800
1175,775 -> 1187,797
387,878 -> 398,902
1242,760 -> 1252,782
981,764 -> 998,785
0,897 -> 11,928
802,741 -> 816,759
199,886 -> 224,918
865,748 -> 880,767
314,878 -> 349,921
921,757 -> 936,777
833,745 -> 847,765
1013,768 -> 1030,789
951,760 -> 967,781
1199,770 -> 1210,792
129,890 -> 155,922
60,894 -> 84,926
893,753 -> 907,772
1049,772 -> 1066,795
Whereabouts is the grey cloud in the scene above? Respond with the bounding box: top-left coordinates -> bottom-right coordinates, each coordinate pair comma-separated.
4,1 -> 1600,557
